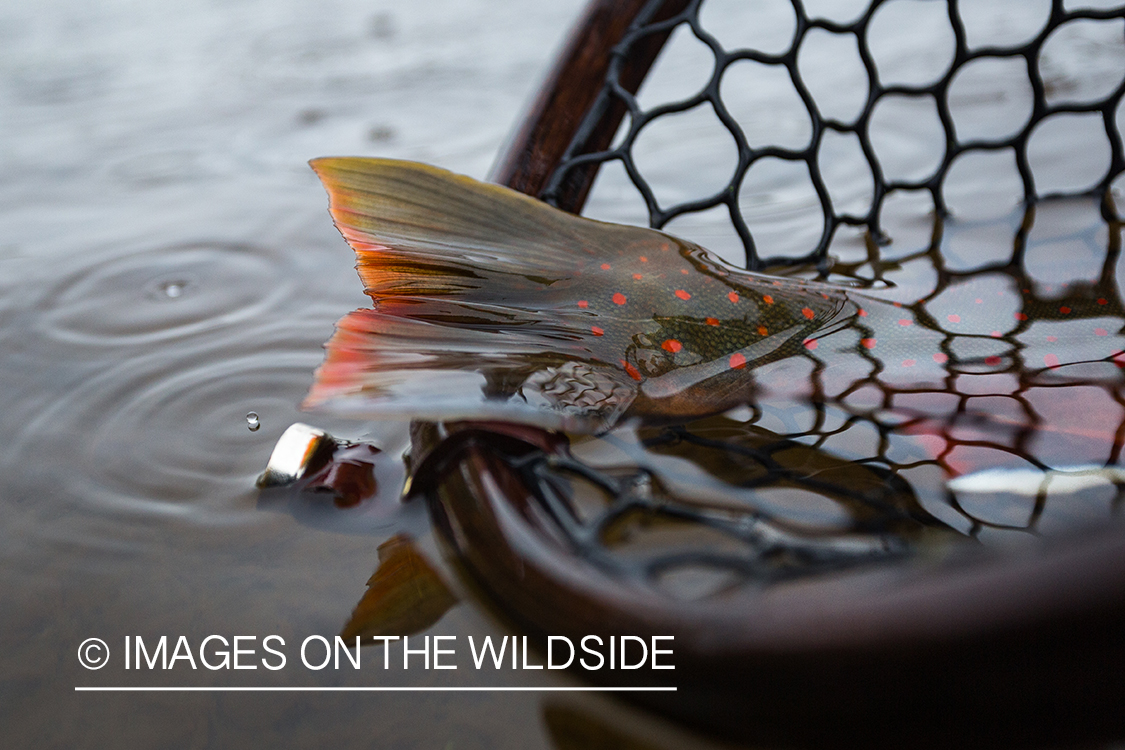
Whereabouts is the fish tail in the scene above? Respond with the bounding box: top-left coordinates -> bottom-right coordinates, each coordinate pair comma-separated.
310,157 -> 628,301
305,158 -> 650,430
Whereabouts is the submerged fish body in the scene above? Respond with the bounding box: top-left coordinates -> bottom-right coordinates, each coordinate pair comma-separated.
306,157 -> 855,430
305,158 -> 1125,442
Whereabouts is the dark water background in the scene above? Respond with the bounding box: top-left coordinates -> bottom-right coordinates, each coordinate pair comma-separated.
2,0 -> 1125,748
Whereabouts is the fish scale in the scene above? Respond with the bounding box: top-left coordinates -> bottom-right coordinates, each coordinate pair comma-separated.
305,158 -> 1125,436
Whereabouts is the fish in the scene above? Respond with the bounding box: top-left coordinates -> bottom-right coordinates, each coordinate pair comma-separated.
304,157 -> 1125,450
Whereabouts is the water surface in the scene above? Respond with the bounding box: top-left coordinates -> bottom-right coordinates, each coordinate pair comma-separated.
2,1 -> 1123,748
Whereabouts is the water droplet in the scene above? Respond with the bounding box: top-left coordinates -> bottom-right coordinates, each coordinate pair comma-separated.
160,280 -> 186,298
246,412 -> 260,432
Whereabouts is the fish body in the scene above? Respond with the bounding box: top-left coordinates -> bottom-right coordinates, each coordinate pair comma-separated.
306,158 -> 1125,452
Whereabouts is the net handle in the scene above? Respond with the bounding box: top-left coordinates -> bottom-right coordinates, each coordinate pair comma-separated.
490,0 -> 690,210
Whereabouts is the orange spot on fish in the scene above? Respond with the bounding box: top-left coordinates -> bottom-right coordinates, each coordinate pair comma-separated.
640,256 -> 648,263
1046,335 -> 1057,343
902,359 -> 916,367
898,319 -> 911,327
772,280 -> 782,286
680,269 -> 689,275
705,317 -> 719,326
757,326 -> 768,336
601,263 -> 611,270
1045,353 -> 1060,368
802,307 -> 815,319
991,330 -> 1002,337
893,301 -> 902,308
1060,306 -> 1071,314
975,298 -> 983,304
1096,328 -> 1108,336
632,273 -> 643,280
985,356 -> 1001,365
675,289 -> 691,300
1015,312 -> 1028,321
591,326 -> 604,336
1098,298 -> 1108,305
577,300 -> 588,309
621,360 -> 642,381
763,295 -> 774,304
933,352 -> 948,364
728,291 -> 739,303
804,339 -> 818,350
861,338 -> 876,349
729,353 -> 747,369
857,308 -> 868,317
948,314 -> 961,323
660,243 -> 669,252
662,339 -> 682,353
1115,352 -> 1125,368
613,293 -> 627,305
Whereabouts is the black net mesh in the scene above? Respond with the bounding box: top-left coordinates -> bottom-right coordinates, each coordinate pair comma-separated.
542,0 -> 1125,270
492,421 -> 951,595
437,0 -> 1125,595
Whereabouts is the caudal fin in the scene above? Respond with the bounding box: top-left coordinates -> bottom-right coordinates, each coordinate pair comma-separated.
305,158 -> 671,430
310,157 -> 656,302
305,158 -> 861,432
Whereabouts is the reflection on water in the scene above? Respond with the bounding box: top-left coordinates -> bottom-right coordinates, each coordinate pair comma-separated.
569,0 -> 1125,567
305,155 -> 1125,564
561,412 -> 954,598
338,534 -> 457,640
0,1 -> 590,748
562,198 -> 1125,576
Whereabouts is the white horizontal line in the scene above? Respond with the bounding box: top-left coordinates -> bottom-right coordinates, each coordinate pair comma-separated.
75,686 -> 676,692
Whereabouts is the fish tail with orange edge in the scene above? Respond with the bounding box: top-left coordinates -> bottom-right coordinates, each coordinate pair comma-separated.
305,157 -> 662,432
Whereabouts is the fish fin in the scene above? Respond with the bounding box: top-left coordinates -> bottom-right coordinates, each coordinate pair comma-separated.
303,306 -> 638,432
310,157 -> 666,301
339,534 -> 457,640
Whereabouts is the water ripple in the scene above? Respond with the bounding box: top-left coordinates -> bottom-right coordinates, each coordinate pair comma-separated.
4,317 -> 362,523
34,241 -> 295,347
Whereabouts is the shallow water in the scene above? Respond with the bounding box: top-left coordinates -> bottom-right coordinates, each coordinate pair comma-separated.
2,0 -> 1124,748
0,1 -> 616,747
